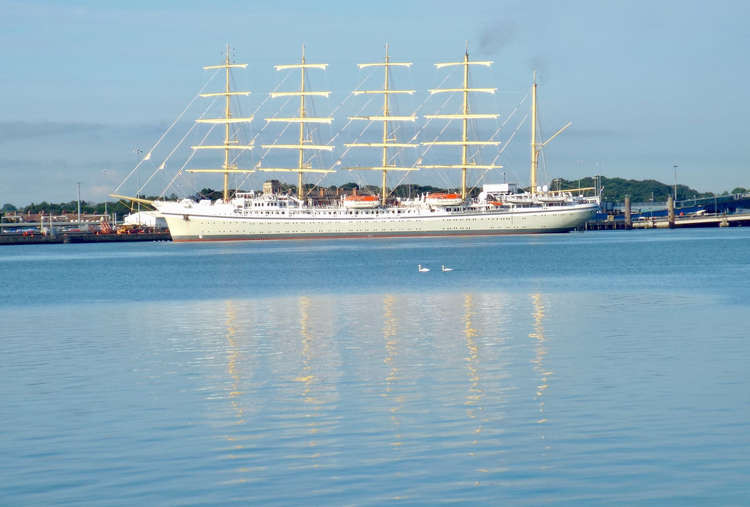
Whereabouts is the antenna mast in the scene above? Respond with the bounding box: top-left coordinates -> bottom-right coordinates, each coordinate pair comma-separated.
530,72 -> 537,195
530,73 -> 571,196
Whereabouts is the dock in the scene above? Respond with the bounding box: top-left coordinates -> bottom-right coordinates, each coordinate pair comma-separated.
584,211 -> 750,230
0,230 -> 171,245
632,212 -> 750,229
583,191 -> 750,231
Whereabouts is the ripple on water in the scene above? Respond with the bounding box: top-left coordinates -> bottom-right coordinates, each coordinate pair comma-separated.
2,230 -> 750,503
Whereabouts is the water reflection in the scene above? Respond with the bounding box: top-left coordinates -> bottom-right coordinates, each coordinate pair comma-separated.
203,290 -> 555,491
224,300 -> 245,424
463,294 -> 483,445
463,294 -> 487,485
219,299 -> 263,486
295,296 -> 321,461
382,294 -> 403,448
529,293 -> 550,429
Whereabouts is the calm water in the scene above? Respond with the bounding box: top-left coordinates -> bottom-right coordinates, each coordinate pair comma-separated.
1,229 -> 749,505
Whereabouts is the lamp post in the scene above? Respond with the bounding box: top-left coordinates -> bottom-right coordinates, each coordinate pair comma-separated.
77,182 -> 81,226
135,149 -> 142,221
673,164 -> 678,202
101,169 -> 110,224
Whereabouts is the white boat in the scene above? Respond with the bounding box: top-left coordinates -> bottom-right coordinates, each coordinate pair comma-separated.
116,46 -> 599,241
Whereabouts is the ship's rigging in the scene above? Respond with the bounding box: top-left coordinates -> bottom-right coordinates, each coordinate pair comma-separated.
112,45 -> 596,212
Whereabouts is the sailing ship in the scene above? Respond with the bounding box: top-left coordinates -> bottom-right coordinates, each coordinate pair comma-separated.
117,46 -> 599,241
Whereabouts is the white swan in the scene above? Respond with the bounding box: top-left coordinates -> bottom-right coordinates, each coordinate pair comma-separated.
418,264 -> 430,272
441,265 -> 454,272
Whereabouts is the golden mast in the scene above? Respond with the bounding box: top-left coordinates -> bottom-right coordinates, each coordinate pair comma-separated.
420,47 -> 503,200
186,45 -> 255,202
345,43 -> 419,206
258,45 -> 334,200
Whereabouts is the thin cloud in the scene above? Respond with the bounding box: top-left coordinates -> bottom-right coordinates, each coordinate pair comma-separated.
0,121 -> 168,145
0,122 -> 102,143
563,127 -> 624,138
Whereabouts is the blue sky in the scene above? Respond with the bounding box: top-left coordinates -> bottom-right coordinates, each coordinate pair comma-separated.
1,0 -> 748,205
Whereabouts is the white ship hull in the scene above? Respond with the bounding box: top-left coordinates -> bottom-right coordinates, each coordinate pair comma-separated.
154,200 -> 597,242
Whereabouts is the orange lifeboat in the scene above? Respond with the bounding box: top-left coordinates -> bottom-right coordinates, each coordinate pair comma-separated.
425,192 -> 463,206
343,193 -> 379,209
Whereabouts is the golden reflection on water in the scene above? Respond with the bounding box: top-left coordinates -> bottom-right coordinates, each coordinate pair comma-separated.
224,300 -> 245,424
295,296 -> 322,461
463,294 -> 489,484
210,291 -> 552,484
529,293 -> 550,427
219,296 -> 342,478
463,294 -> 482,429
220,300 -> 266,485
382,294 -> 404,448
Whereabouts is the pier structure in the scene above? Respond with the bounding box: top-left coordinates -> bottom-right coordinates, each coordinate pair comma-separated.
0,230 -> 171,245
585,191 -> 750,230
584,210 -> 750,230
624,195 -> 632,229
667,195 -> 675,228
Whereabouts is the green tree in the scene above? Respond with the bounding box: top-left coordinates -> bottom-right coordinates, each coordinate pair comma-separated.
555,176 -> 709,203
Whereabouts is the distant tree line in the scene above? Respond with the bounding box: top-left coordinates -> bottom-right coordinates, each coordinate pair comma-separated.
552,177 -> 747,203
0,193 -> 178,216
2,179 -> 747,216
192,179 -> 746,203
